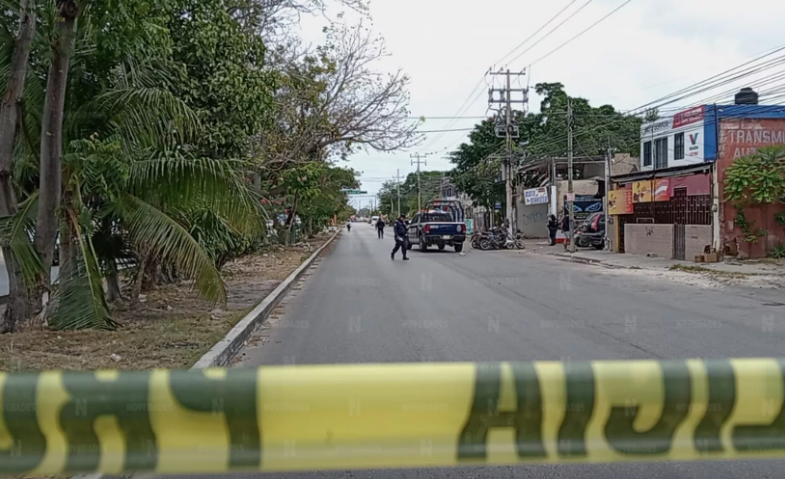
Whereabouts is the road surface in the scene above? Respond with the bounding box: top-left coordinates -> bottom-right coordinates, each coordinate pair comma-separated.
149,224 -> 785,478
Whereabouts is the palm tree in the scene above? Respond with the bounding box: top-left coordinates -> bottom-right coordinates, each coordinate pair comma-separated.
0,6 -> 265,330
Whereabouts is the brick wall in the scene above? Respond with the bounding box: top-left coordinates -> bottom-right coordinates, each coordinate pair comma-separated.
685,225 -> 712,260
624,224 -> 674,258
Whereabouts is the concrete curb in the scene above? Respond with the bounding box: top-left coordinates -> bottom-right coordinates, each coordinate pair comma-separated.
553,252 -> 604,265
71,232 -> 339,479
193,230 -> 340,369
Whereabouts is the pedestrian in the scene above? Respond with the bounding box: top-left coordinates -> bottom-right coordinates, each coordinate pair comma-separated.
547,214 -> 558,246
376,217 -> 385,239
391,214 -> 409,261
561,214 -> 571,250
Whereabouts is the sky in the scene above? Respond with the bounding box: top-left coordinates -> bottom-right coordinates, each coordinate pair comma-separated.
297,0 -> 785,208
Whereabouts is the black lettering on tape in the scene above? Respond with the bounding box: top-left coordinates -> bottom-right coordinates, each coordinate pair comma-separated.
457,363 -> 545,459
169,369 -> 260,467
733,358 -> 785,453
0,373 -> 46,473
604,361 -> 691,455
60,371 -> 157,472
695,360 -> 735,453
557,362 -> 595,457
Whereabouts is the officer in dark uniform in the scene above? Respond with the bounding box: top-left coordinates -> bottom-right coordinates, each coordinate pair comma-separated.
391,214 -> 409,261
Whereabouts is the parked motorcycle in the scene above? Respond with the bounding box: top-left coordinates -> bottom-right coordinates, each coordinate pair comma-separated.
472,228 -> 525,250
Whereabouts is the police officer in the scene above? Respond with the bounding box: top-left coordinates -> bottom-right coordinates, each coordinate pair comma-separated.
391,214 -> 409,261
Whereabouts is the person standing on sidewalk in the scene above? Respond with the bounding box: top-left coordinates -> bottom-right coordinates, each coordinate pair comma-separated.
547,214 -> 558,246
391,214 -> 409,261
376,217 -> 385,239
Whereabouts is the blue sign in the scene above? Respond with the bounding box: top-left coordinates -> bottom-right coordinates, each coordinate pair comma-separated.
494,202 -> 502,210
564,195 -> 602,220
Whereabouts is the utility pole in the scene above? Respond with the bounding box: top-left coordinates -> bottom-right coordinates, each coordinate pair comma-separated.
567,98 -> 576,253
410,153 -> 431,213
396,169 -> 402,217
488,69 -> 528,239
604,141 -> 617,251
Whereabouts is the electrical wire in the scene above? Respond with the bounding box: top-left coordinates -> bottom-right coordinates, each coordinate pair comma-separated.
505,0 -> 596,67
496,0 -> 586,67
529,0 -> 635,66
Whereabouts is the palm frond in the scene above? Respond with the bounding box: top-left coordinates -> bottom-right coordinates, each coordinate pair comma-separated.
114,192 -> 226,303
0,191 -> 46,286
129,151 -> 265,236
49,211 -> 118,331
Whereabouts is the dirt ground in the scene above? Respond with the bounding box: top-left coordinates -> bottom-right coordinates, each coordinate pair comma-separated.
0,234 -> 332,373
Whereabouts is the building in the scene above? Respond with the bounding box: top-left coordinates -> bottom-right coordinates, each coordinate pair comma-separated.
515,154 -> 638,239
610,88 -> 785,259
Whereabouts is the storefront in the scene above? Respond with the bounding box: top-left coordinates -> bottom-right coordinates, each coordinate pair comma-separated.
610,164 -> 714,259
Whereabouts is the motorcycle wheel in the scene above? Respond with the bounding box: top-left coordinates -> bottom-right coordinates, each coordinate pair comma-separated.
479,239 -> 491,251
515,240 -> 526,249
506,241 -> 515,249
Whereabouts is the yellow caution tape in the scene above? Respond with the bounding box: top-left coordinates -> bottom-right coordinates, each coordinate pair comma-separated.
2,359 -> 785,474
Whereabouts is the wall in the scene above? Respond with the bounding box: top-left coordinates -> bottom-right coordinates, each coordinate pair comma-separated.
685,225 -> 712,260
718,117 -> 785,258
517,203 -> 549,238
611,153 -> 639,176
639,106 -> 711,171
624,224 -> 674,258
555,179 -> 598,213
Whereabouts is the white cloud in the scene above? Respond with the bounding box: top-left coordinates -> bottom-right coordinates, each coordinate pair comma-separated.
296,0 -> 785,196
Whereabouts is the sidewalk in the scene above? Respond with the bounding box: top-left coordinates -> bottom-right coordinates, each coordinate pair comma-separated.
555,247 -> 785,276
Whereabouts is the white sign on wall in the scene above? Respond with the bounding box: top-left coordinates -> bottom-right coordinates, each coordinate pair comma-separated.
640,105 -> 707,170
524,187 -> 549,205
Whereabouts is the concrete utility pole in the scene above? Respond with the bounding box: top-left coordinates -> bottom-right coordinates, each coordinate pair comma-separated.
488,69 -> 528,239
604,142 -> 617,251
410,153 -> 430,213
567,98 -> 576,253
396,169 -> 402,216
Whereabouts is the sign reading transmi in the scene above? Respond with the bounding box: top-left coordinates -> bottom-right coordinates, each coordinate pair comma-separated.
524,187 -> 549,205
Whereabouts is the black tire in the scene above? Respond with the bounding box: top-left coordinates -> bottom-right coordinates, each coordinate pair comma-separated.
438,244 -> 445,251
454,243 -> 463,253
594,243 -> 604,250
479,239 -> 491,251
419,236 -> 428,252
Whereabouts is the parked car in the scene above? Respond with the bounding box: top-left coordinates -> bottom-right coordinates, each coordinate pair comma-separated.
575,212 -> 605,249
406,211 -> 466,252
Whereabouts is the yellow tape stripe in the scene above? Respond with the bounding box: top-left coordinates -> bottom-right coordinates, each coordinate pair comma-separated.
1,359 -> 785,474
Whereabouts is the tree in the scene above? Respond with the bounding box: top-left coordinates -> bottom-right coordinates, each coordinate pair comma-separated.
0,0 -> 266,331
724,146 -> 785,245
0,0 -> 38,332
448,82 -> 642,209
258,20 -> 421,177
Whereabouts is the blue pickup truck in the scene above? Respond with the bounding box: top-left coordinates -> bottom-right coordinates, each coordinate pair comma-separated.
406,211 -> 466,253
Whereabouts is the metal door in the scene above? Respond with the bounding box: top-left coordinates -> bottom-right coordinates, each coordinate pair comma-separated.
674,224 -> 686,260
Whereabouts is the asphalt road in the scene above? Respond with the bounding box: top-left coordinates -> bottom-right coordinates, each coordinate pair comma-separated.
148,224 -> 785,479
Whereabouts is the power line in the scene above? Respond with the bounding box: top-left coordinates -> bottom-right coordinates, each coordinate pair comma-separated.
505,0 -> 594,67
530,0 -> 635,66
496,0 -> 584,66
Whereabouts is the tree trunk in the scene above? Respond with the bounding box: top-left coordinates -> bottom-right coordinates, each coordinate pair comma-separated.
35,0 -> 79,281
141,255 -> 159,292
0,0 -> 37,332
251,171 -> 262,193
106,258 -> 123,302
129,253 -> 148,306
285,194 -> 298,246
